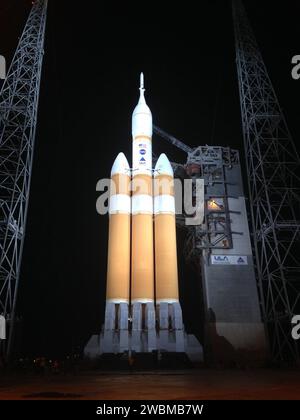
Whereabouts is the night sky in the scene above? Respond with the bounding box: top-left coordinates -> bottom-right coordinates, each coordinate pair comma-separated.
1,0 -> 300,357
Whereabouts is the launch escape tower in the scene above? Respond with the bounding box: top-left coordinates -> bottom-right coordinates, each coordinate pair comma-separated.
0,0 -> 48,358
233,0 -> 300,362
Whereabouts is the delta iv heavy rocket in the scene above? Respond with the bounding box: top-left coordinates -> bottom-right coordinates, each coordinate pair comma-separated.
85,74 -> 203,362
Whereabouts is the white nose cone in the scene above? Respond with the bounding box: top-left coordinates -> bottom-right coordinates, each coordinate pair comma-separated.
111,152 -> 130,176
154,153 -> 174,177
132,72 -> 152,138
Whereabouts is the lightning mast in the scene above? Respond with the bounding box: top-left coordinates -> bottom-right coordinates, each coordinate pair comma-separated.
0,0 -> 48,358
232,0 -> 300,362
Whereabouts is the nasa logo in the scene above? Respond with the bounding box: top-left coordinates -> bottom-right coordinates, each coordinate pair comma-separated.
139,149 -> 146,155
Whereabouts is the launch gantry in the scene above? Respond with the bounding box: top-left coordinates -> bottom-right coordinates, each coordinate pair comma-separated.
153,125 -> 238,260
233,0 -> 300,363
0,0 -> 48,359
154,123 -> 267,365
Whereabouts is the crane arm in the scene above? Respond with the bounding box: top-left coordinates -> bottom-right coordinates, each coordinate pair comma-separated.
153,125 -> 193,154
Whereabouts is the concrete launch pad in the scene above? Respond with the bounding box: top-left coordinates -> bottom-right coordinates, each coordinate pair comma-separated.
1,369 -> 300,400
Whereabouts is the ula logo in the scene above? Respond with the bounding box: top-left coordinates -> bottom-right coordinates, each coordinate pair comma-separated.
0,55 -> 6,80
291,315 -> 300,340
291,55 -> 300,80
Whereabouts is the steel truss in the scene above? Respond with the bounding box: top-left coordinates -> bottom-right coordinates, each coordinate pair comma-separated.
154,126 -> 239,259
232,0 -> 300,362
0,0 -> 48,358
182,146 -> 239,261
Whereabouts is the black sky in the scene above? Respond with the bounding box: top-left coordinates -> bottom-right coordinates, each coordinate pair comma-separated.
0,0 -> 300,357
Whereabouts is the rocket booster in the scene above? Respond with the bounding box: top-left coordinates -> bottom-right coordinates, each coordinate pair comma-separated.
106,152 -> 131,303
154,154 -> 179,303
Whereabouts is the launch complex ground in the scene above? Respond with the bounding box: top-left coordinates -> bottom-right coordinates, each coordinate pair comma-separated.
0,368 -> 300,400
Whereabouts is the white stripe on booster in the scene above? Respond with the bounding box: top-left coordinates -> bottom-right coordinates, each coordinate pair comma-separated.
154,195 -> 175,215
109,194 -> 131,214
132,194 -> 153,215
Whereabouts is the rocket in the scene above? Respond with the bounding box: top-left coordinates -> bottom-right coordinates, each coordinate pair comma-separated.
104,73 -> 181,348
85,73 -> 203,360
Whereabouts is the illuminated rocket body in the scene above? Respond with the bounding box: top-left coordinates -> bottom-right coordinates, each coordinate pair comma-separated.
130,74 -> 156,351
85,73 -> 203,361
131,73 -> 154,304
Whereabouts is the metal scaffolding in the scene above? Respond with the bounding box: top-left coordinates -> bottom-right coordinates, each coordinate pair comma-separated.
153,126 -> 239,259
232,0 -> 300,362
0,0 -> 48,358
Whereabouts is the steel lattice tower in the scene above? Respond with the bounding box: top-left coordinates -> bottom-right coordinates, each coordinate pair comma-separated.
233,0 -> 300,362
0,0 -> 48,358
